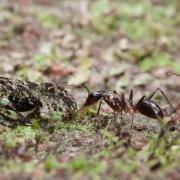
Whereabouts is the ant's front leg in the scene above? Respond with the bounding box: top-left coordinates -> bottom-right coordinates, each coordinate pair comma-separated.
94,99 -> 103,129
96,99 -> 103,116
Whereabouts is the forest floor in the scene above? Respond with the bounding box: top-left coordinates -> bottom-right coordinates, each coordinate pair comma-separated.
0,0 -> 179,179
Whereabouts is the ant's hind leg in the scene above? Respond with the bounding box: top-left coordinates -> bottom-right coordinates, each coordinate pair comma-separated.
147,88 -> 175,114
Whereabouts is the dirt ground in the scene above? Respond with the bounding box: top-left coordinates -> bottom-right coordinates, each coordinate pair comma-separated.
0,0 -> 179,179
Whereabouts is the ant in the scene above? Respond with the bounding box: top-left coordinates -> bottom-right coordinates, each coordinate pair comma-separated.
82,86 -> 176,128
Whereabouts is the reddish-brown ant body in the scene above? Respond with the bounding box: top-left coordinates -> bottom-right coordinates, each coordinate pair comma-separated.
83,86 -> 176,128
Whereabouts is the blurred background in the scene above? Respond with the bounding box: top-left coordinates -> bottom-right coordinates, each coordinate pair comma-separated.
0,0 -> 179,103
0,1 -> 180,179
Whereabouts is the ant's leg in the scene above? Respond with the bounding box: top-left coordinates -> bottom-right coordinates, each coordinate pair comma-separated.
129,89 -> 134,106
147,101 -> 166,144
120,110 -> 123,125
147,102 -> 168,159
129,92 -> 134,129
147,88 -> 176,113
130,114 -> 134,129
82,84 -> 90,94
94,99 -> 103,128
147,101 -> 166,130
96,99 -> 103,116
128,90 -> 134,128
135,96 -> 162,128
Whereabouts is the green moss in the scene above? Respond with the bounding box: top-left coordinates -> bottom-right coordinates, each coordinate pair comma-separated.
37,11 -> 63,29
61,155 -> 106,174
2,126 -> 37,148
2,161 -> 35,173
139,52 -> 180,72
57,122 -> 92,134
115,159 -> 138,173
44,155 -> 59,171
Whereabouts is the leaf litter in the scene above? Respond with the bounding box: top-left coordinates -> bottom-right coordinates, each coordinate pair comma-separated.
0,0 -> 179,179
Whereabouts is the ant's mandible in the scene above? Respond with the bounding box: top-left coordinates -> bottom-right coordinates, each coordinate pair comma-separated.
82,86 -> 176,128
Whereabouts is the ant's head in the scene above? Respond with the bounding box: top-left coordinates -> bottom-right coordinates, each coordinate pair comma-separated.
82,85 -> 105,107
83,91 -> 105,107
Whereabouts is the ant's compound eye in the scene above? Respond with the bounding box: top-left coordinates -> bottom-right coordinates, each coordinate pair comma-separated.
93,91 -> 104,97
93,92 -> 100,96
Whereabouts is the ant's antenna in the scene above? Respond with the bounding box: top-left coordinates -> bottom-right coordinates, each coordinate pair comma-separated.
47,83 -> 77,91
82,85 -> 90,94
48,83 -> 87,91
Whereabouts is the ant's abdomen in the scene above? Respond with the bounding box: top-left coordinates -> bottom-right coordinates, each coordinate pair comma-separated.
136,98 -> 164,120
